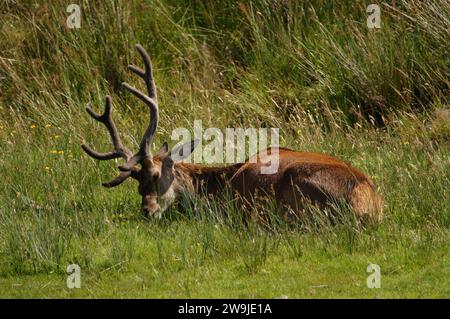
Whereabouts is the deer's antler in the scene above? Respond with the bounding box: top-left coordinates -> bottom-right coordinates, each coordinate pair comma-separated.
81,96 -> 135,187
81,44 -> 159,187
82,96 -> 132,161
119,44 -> 159,171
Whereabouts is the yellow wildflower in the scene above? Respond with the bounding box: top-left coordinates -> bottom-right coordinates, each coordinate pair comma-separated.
45,124 -> 52,128
58,150 -> 64,155
54,135 -> 61,139
50,150 -> 58,154
30,125 -> 37,129
45,166 -> 50,171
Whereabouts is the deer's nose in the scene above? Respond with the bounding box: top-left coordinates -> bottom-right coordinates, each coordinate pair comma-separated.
142,203 -> 161,218
142,195 -> 161,218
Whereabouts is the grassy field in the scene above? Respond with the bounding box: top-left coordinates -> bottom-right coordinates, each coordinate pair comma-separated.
0,1 -> 448,298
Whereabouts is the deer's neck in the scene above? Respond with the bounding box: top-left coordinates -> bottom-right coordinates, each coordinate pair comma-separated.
174,162 -> 243,196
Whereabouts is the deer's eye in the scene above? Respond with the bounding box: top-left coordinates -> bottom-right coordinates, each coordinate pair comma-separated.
152,172 -> 160,182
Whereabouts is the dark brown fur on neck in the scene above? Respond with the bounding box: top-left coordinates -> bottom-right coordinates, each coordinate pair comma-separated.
175,162 -> 244,196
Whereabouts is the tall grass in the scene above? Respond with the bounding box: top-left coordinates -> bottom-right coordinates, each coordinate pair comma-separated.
1,1 -> 448,129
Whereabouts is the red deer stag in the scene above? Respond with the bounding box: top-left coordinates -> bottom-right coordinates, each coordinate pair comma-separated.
82,45 -> 383,223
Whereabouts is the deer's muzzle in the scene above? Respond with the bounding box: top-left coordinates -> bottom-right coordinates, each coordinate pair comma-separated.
142,194 -> 161,218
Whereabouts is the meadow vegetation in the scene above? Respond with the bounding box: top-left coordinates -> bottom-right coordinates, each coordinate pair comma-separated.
0,0 -> 448,298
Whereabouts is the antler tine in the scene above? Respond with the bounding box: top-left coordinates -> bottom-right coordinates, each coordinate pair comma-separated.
82,95 -> 133,161
102,171 -> 132,188
101,166 -> 141,188
128,44 -> 157,99
119,44 -> 159,171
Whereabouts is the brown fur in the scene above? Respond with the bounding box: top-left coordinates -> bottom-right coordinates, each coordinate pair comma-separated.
147,147 -> 383,223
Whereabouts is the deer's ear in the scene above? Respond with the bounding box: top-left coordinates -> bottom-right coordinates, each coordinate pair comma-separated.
157,142 -> 169,156
169,139 -> 200,162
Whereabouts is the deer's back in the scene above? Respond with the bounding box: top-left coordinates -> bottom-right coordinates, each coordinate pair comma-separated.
230,147 -> 382,221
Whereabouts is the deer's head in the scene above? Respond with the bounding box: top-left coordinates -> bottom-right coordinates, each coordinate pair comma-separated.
82,45 -> 198,218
